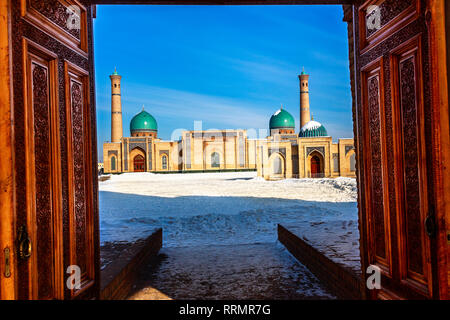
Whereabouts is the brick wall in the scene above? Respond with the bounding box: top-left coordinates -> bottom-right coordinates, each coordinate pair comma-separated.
278,224 -> 365,300
100,229 -> 162,300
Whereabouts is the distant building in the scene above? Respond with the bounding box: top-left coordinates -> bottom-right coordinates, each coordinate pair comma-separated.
257,68 -> 356,180
103,68 -> 355,179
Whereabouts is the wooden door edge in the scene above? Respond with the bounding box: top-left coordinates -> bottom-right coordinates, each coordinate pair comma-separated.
0,0 -> 16,300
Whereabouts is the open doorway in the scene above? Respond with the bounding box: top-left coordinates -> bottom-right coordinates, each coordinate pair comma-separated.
2,0 -> 448,301
96,4 -> 358,300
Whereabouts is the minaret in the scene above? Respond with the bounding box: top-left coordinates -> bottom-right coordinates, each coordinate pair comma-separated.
110,67 -> 123,143
299,67 -> 311,128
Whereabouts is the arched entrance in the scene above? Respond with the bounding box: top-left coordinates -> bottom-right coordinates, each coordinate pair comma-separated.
309,152 -> 324,178
311,156 -> 320,175
273,156 -> 282,175
211,152 -> 220,168
110,156 -> 116,171
161,155 -> 168,170
268,153 -> 285,179
133,154 -> 145,172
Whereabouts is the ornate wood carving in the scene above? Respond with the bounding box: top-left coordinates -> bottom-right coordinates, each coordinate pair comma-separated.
367,74 -> 387,261
365,0 -> 413,38
32,62 -> 54,299
65,61 -> 95,298
21,0 -> 88,55
22,39 -> 64,300
390,37 -> 431,295
355,0 -> 438,298
29,0 -> 81,39
358,0 -> 419,53
360,58 -> 392,281
399,56 -> 423,274
71,80 -> 88,276
11,1 -> 98,300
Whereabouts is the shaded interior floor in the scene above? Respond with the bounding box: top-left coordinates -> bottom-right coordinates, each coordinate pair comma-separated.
127,242 -> 336,300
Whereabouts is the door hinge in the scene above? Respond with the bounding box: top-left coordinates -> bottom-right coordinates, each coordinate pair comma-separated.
4,247 -> 11,278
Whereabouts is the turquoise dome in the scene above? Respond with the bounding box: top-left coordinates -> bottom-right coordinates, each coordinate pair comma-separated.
299,120 -> 328,137
130,109 -> 157,133
269,109 -> 295,130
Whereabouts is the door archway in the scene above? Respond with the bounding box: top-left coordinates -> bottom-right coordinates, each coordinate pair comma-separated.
268,153 -> 285,179
311,155 -> 320,175
211,152 -> 220,168
133,154 -> 145,172
110,156 -> 116,171
161,155 -> 168,170
309,152 -> 324,178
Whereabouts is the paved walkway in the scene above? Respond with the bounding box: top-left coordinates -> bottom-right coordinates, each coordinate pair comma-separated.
127,243 -> 335,300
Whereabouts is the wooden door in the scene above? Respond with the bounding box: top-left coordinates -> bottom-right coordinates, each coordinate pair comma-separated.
354,0 -> 448,299
134,155 -> 145,172
310,155 -> 321,176
4,0 -> 99,299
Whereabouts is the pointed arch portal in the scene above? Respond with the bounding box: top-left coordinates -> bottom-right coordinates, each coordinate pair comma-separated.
211,152 -> 220,168
310,155 -> 321,175
308,151 -> 324,178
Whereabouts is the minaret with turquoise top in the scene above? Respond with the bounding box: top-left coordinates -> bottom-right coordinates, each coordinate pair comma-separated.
299,67 -> 311,128
110,67 -> 123,143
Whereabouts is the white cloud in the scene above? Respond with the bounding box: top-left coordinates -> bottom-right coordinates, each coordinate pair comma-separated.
224,55 -> 298,86
112,84 -> 271,130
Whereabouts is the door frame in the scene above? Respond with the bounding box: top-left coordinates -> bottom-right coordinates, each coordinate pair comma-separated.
1,0 -> 448,300
0,0 -> 16,300
425,0 -> 450,299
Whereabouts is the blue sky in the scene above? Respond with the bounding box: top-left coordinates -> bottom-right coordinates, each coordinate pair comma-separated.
94,5 -> 353,161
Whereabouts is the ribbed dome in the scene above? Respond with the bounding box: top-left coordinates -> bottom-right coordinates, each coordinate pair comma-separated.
269,109 -> 295,130
130,109 -> 157,134
299,120 -> 328,137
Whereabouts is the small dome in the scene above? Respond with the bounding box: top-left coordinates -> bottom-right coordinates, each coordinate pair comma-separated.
130,109 -> 157,134
269,108 -> 295,130
299,120 -> 328,137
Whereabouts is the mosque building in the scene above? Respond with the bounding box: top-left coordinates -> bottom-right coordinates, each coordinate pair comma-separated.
103,68 -> 356,180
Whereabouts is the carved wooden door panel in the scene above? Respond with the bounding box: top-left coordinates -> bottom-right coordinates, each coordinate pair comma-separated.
354,0 -> 448,299
10,0 -> 99,299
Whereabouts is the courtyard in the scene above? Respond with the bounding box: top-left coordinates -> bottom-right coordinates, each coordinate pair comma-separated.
99,171 -> 359,299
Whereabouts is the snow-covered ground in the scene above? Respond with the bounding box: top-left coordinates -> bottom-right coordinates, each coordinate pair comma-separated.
99,171 -> 358,248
